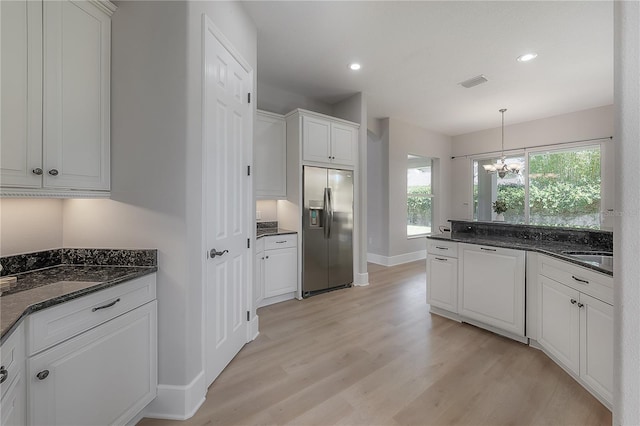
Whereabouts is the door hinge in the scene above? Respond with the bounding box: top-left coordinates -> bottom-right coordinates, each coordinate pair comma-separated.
247,311 -> 250,321
248,93 -> 251,104
247,238 -> 251,248
247,165 -> 251,176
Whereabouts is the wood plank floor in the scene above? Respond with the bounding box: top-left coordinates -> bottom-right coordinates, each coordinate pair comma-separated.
139,260 -> 611,426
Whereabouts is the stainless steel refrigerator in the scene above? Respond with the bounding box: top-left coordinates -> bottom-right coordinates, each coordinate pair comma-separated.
302,166 -> 354,296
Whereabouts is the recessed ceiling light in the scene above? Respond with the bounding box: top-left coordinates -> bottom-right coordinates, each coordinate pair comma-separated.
349,63 -> 361,71
517,53 -> 538,62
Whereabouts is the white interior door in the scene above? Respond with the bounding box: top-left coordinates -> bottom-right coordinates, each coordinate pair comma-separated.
203,16 -> 252,386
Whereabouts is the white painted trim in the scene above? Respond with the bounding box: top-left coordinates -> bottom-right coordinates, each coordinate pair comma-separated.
284,108 -> 360,128
354,272 -> 369,286
367,250 -> 426,267
257,292 -> 296,308
0,189 -> 110,198
250,315 -> 259,341
143,371 -> 207,421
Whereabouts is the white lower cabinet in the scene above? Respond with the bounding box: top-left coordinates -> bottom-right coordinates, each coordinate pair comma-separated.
28,301 -> 157,426
458,243 -> 525,337
1,323 -> 26,426
537,255 -> 613,407
426,254 -> 458,312
255,234 -> 298,307
538,276 -> 580,374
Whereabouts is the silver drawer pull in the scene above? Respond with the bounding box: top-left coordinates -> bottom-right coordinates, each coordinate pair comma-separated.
435,257 -> 448,261
92,298 -> 121,312
36,370 -> 49,380
570,299 -> 577,304
0,366 -> 7,384
275,241 -> 287,244
480,247 -> 497,252
571,275 -> 589,284
435,246 -> 449,250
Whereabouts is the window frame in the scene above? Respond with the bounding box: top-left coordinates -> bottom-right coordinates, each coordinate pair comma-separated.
470,141 -> 605,228
406,154 -> 435,238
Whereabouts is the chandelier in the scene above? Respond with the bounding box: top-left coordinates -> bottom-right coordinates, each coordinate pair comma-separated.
483,108 -> 522,178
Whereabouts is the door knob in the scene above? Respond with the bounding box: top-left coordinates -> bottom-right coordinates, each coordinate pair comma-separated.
209,249 -> 229,259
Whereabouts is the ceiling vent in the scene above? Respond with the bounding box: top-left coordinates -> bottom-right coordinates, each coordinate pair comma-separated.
459,74 -> 488,88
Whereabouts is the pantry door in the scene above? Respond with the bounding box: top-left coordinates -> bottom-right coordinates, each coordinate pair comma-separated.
203,15 -> 253,386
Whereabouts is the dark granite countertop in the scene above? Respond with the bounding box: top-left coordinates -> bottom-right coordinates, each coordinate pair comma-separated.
0,248 -> 157,344
427,233 -> 613,276
256,228 -> 297,238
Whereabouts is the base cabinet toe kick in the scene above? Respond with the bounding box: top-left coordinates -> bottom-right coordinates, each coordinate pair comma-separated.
426,239 -> 613,409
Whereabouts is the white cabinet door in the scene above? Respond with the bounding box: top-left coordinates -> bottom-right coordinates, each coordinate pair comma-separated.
43,0 -> 110,190
330,123 -> 357,167
426,254 -> 457,312
459,244 -> 525,336
254,251 -> 265,306
28,302 -> 157,426
255,111 -> 286,199
1,369 -> 26,426
264,247 -> 297,298
302,115 -> 331,164
580,293 -> 613,403
538,276 -> 580,375
0,0 -> 42,188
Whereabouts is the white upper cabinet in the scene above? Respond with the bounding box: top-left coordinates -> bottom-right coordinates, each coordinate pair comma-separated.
294,110 -> 358,169
255,110 -> 286,199
0,0 -> 42,188
1,0 -> 114,196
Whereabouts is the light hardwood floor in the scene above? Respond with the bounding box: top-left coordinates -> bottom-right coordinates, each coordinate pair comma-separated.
139,260 -> 611,426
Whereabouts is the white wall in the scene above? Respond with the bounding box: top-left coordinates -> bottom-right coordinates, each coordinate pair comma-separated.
387,118 -> 452,257
257,81 -> 333,116
0,199 -> 63,255
450,105 -> 615,224
367,119 -> 389,257
614,2 -> 640,424
62,0 -> 258,419
366,118 -> 452,262
256,200 -> 277,221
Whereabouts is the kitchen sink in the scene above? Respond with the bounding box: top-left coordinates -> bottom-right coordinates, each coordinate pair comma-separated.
561,251 -> 613,268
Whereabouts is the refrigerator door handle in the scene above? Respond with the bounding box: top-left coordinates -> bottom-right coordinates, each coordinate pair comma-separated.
323,187 -> 329,239
327,187 -> 334,239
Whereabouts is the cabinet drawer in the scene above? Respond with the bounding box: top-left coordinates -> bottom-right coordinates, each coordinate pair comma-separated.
1,323 -> 24,400
539,255 -> 612,305
264,234 -> 297,250
26,273 -> 156,356
427,239 -> 458,257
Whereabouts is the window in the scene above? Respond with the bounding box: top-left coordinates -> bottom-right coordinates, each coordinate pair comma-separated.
407,154 -> 433,236
473,144 -> 602,228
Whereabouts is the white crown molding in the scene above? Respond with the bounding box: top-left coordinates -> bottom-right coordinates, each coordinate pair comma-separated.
0,189 -> 110,199
85,0 -> 117,17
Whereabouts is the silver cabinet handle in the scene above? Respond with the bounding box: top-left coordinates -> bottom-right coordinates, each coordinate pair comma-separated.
275,241 -> 287,244
572,275 -> 589,284
0,366 -> 7,384
48,169 -> 59,176
32,168 -> 43,175
577,302 -> 585,308
92,298 -> 120,312
209,249 -> 229,259
36,370 -> 49,380
480,247 -> 497,252
570,299 -> 577,304
435,246 -> 449,250
435,257 -> 448,261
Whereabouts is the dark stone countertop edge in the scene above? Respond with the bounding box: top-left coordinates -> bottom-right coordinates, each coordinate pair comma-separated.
0,266 -> 157,345
427,234 -> 613,276
256,229 -> 298,239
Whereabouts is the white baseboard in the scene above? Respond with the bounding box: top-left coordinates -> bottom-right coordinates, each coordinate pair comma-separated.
367,250 -> 426,267
354,272 -> 369,286
250,314 -> 259,340
143,370 -> 207,421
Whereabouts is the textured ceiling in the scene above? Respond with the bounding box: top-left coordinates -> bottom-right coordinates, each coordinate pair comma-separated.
242,1 -> 613,136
